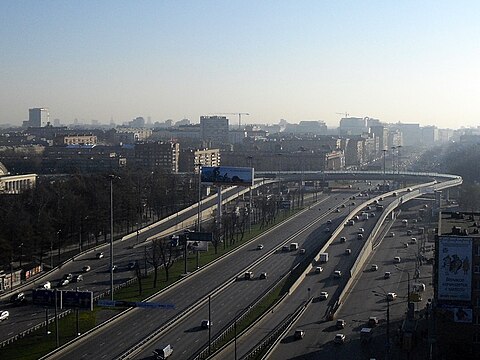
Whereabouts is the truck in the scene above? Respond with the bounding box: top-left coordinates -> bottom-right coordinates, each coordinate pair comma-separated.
360,327 -> 373,344
319,253 -> 329,262
153,344 -> 173,359
290,242 -> 299,251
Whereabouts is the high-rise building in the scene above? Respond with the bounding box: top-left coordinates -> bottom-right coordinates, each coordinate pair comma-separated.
28,108 -> 49,127
134,141 -> 179,172
200,116 -> 229,145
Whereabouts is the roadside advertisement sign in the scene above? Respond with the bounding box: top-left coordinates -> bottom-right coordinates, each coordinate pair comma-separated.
437,236 -> 472,301
201,166 -> 254,186
438,304 -> 473,323
187,241 -> 208,252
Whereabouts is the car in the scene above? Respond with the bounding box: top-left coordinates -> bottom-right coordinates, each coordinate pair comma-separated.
336,319 -> 346,329
256,244 -> 264,250
82,265 -> 91,272
63,273 -> 73,281
327,220 -> 332,225
354,215 -> 360,220
39,281 -> 51,290
201,319 -> 212,329
390,232 -> 395,237
10,292 -> 26,304
73,274 -> 83,282
0,310 -> 9,321
58,279 -> 70,287
357,233 -> 364,240
370,212 -> 376,217
358,228 -> 365,233
384,271 -> 391,279
111,265 -> 118,271
96,252 -> 104,259
407,230 -> 413,236
410,237 -> 417,244
334,333 -> 346,344
325,227 -> 330,233
299,248 -> 306,254
294,329 -> 305,339
347,220 -> 355,226
319,291 -> 328,300
387,292 -> 397,301
368,316 -> 378,327
315,266 -> 323,274
244,271 -> 254,280
128,261 -> 138,270
392,192 -> 398,197
335,208 -> 340,213
345,248 -> 352,255
281,245 -> 290,252
341,204 -> 346,208
404,242 -> 409,248
259,272 -> 267,280
340,236 -> 346,243
334,270 -> 342,278
371,264 -> 378,271
394,256 -> 401,263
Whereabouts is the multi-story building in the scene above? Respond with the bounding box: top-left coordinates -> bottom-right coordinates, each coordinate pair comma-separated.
179,148 -> 220,173
200,116 -> 229,145
422,125 -> 439,145
61,134 -> 97,145
395,123 -> 421,147
434,211 -> 480,358
24,108 -> 49,127
339,117 -> 369,136
134,141 -> 179,173
370,124 -> 388,153
0,161 -> 36,194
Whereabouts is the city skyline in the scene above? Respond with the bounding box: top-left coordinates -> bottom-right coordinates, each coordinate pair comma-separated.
2,1 -> 480,129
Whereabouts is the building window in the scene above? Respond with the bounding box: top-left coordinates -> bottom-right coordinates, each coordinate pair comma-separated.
475,265 -> 480,274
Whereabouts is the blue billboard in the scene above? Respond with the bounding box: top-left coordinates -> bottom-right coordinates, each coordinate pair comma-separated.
201,166 -> 254,186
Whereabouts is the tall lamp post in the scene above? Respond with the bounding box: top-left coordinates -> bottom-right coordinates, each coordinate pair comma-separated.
382,149 -> 388,186
373,289 -> 390,359
109,175 -> 120,301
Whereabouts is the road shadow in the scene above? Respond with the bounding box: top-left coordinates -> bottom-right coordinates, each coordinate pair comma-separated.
184,326 -> 204,333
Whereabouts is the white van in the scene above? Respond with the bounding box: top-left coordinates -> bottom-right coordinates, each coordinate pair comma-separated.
153,344 -> 173,359
413,283 -> 426,292
39,281 -> 51,290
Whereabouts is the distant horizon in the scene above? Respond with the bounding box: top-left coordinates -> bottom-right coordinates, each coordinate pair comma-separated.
2,1 -> 480,129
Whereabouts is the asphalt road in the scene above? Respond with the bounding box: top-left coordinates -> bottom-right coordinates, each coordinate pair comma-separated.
48,190 -> 365,360
215,191 -> 398,359
0,185 -> 248,345
268,200 -> 434,360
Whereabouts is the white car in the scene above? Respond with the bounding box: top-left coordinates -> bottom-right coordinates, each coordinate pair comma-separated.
0,310 -> 9,321
315,266 -> 323,274
82,265 -> 91,272
256,244 -> 264,250
319,291 -> 329,300
387,292 -> 397,301
394,256 -> 401,263
358,228 -> 365,233
371,264 -> 378,271
334,333 -> 346,344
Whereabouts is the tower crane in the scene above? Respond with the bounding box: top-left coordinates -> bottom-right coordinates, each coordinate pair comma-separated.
210,112 -> 250,129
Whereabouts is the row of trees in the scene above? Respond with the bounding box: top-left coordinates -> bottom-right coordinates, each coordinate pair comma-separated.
0,169 -> 198,269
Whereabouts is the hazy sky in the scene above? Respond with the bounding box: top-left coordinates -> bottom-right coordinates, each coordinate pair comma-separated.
1,1 -> 479,128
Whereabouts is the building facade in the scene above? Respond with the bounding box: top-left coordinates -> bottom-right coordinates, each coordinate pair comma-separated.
135,141 -> 179,173
200,116 -> 229,145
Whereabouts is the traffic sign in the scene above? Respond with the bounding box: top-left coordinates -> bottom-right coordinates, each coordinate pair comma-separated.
97,299 -> 174,309
61,290 -> 93,311
187,232 -> 213,242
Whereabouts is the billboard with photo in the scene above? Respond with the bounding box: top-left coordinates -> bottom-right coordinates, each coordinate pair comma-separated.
437,236 -> 472,301
438,304 -> 473,323
187,241 -> 209,252
201,166 -> 254,186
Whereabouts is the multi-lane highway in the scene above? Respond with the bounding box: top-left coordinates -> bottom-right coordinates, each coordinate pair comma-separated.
214,190 -> 400,359
43,190 -> 369,360
267,200 -> 434,360
0,184 -> 256,346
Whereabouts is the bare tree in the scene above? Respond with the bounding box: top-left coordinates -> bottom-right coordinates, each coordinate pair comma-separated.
148,237 -> 175,285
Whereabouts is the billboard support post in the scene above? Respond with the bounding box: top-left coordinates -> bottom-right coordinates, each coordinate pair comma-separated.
217,186 -> 223,249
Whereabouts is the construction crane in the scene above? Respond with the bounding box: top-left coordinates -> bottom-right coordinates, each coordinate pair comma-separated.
210,113 -> 250,129
335,112 -> 349,118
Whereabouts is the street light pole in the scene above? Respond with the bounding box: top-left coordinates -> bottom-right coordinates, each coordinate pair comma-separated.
109,175 -> 115,301
373,289 -> 390,359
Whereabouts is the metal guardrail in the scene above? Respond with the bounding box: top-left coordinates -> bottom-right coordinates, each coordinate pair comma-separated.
192,268 -> 294,360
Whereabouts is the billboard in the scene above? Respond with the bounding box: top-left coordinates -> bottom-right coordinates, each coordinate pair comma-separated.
437,236 -> 472,301
187,241 -> 208,252
61,290 -> 94,311
438,305 -> 473,323
201,166 -> 254,186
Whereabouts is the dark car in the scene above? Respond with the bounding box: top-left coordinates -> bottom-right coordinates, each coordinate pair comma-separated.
10,292 -> 26,305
